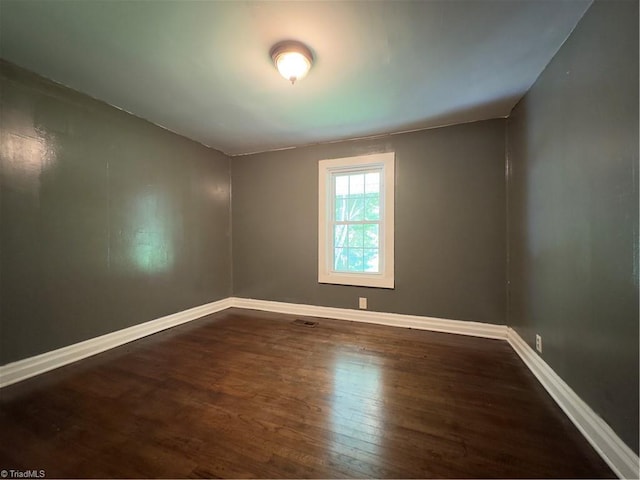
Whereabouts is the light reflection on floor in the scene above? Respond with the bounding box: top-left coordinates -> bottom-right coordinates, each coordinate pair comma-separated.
329,350 -> 384,464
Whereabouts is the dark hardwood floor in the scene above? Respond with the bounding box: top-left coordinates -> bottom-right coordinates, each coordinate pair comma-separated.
0,308 -> 613,478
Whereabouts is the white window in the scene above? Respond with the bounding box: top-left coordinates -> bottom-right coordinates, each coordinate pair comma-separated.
318,152 -> 395,289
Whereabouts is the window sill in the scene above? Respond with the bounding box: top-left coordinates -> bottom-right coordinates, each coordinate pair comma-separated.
318,272 -> 394,289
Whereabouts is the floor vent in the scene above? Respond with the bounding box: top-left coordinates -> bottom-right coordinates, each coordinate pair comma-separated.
292,319 -> 318,328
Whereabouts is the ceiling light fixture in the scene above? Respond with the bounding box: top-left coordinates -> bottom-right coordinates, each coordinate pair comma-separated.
270,40 -> 313,85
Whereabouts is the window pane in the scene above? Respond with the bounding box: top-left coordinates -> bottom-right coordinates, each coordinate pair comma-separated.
349,174 -> 365,195
335,199 -> 347,221
363,249 -> 379,273
334,224 -> 347,248
364,195 -> 379,220
363,224 -> 379,248
334,248 -> 348,271
335,175 -> 349,196
347,224 -> 364,247
347,248 -> 364,272
365,172 -> 380,194
347,197 -> 364,221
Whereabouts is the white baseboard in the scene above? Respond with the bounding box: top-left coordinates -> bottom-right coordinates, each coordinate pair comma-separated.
0,297 -> 233,388
507,328 -> 640,479
234,297 -> 638,479
0,297 -> 504,390
229,297 -> 508,340
1,296 -> 636,479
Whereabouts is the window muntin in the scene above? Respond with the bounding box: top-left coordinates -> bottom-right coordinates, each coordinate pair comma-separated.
318,152 -> 394,289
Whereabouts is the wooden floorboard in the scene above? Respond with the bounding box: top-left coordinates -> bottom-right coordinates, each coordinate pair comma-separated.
0,308 -> 614,478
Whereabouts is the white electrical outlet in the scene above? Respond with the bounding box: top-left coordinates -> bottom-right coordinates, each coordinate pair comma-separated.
359,297 -> 367,309
535,334 -> 542,353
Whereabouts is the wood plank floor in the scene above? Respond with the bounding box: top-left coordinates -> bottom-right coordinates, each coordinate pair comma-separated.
0,308 -> 613,478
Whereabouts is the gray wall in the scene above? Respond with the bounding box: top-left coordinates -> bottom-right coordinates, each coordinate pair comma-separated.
507,0 -> 639,453
232,119 -> 506,324
0,61 -> 232,364
3,0 -> 636,458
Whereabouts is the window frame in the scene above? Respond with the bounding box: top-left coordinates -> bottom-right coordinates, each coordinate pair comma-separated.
318,152 -> 395,289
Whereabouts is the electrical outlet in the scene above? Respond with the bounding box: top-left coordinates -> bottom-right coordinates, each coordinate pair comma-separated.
359,297 -> 367,309
535,334 -> 542,353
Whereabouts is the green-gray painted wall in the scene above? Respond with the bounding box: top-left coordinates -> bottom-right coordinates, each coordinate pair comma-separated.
507,0 -> 639,453
0,60 -> 232,364
1,0 -> 637,458
232,120 -> 507,324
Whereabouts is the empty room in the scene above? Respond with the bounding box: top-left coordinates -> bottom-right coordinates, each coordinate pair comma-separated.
0,0 -> 638,478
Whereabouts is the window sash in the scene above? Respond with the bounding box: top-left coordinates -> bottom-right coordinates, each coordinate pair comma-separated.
329,167 -> 384,274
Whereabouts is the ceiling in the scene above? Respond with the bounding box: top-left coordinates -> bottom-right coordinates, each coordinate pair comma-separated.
0,0 -> 591,156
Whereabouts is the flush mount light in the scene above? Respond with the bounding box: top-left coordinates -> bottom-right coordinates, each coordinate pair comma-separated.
270,40 -> 313,85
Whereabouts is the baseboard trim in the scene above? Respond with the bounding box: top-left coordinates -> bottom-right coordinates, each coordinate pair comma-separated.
0,297 -> 505,389
507,328 -> 639,479
0,297 -> 233,388
2,296 -> 636,479
228,297 -> 508,340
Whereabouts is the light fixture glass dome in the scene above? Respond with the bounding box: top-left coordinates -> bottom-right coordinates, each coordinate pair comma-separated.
270,41 -> 313,85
